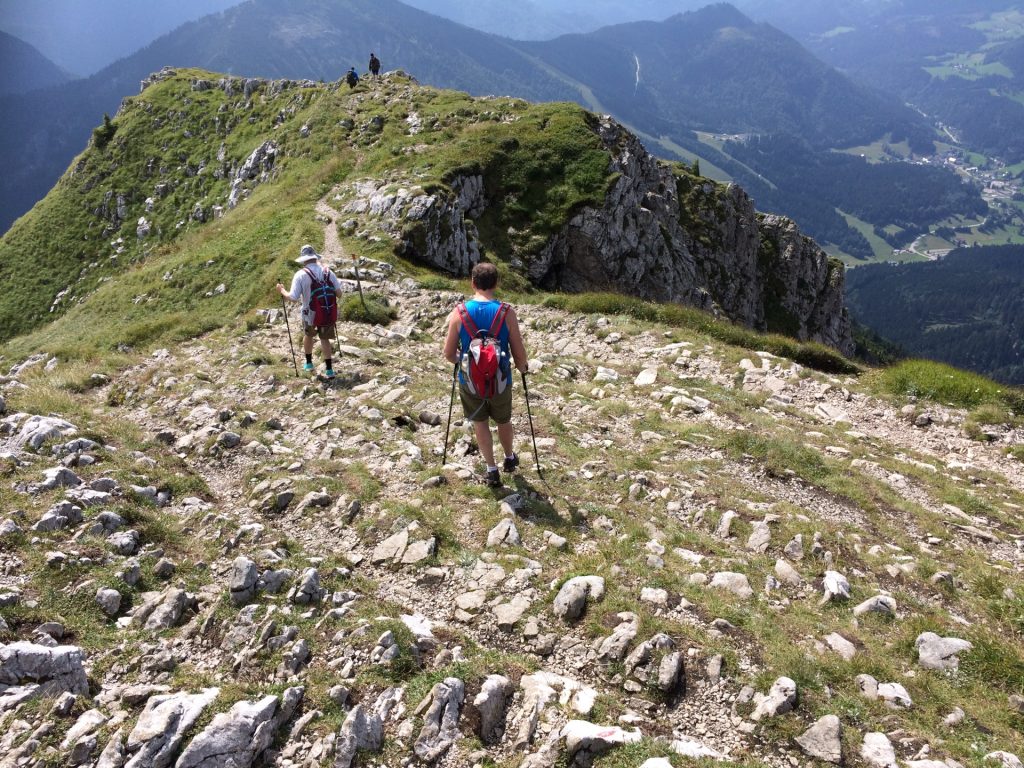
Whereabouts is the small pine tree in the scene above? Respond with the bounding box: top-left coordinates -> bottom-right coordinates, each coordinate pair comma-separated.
692,158 -> 701,177
92,113 -> 116,150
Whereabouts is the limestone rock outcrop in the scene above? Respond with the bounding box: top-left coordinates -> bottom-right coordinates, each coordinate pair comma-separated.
528,119 -> 853,354
0,642 -> 89,698
336,116 -> 853,353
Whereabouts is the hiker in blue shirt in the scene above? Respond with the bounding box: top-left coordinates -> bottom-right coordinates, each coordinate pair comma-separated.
442,263 -> 528,487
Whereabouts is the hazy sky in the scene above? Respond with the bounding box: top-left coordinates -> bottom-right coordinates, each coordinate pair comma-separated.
0,0 -> 242,75
2,0 -> 1008,77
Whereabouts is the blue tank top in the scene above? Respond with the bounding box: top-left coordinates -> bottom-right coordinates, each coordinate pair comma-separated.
458,300 -> 511,384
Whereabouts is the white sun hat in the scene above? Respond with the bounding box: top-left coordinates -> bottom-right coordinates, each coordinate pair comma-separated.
295,244 -> 320,264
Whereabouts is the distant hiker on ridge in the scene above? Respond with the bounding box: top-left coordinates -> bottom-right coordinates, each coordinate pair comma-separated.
277,245 -> 342,379
442,263 -> 529,488
369,52 -> 381,79
345,67 -> 359,88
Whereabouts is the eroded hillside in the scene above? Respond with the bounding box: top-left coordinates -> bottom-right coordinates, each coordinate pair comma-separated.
0,255 -> 1022,767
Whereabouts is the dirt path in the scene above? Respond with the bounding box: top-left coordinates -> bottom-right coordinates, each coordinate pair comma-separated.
315,198 -> 345,264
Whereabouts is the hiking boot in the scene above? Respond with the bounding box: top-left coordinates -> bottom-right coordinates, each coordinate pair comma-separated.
485,468 -> 502,488
503,453 -> 520,473
324,368 -> 336,379
302,362 -> 315,372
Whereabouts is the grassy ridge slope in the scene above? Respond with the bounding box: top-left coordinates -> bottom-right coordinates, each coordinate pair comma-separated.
1,68 -> 870,384
0,70 -> 616,355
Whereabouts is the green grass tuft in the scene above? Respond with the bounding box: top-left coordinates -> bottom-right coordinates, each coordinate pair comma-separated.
539,292 -> 858,374
870,359 -> 1024,410
339,295 -> 396,325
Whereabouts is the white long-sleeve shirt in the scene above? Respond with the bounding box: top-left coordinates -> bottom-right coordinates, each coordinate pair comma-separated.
285,262 -> 343,327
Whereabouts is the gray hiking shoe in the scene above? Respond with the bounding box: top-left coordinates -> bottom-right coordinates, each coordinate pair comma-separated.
485,468 -> 502,488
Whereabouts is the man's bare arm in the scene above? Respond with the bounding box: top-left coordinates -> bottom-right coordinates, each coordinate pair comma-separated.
442,311 -> 461,365
505,308 -> 528,373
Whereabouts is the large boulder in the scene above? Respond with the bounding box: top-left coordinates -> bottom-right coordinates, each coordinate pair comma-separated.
339,176 -> 481,275
176,688 -> 302,768
123,688 -> 219,768
0,642 -> 88,696
553,576 -> 605,621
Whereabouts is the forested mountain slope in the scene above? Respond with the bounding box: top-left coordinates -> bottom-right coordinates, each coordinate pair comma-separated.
846,245 -> 1024,385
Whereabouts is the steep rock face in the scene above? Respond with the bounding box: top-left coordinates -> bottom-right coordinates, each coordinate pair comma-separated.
529,118 -> 852,354
529,118 -> 716,306
340,116 -> 852,353
339,178 -> 481,276
757,215 -> 853,355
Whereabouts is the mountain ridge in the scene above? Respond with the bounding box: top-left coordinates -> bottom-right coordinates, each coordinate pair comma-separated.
0,0 -> 972,264
0,69 -> 852,358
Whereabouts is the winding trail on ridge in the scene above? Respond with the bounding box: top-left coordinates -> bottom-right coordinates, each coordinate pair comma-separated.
315,197 -> 346,265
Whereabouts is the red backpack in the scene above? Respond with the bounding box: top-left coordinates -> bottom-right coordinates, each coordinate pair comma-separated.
304,267 -> 338,327
457,302 -> 510,399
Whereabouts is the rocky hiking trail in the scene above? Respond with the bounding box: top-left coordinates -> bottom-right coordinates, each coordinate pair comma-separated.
1,269 -> 1024,768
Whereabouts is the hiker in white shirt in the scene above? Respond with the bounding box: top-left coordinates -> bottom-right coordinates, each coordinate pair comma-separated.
277,245 -> 343,378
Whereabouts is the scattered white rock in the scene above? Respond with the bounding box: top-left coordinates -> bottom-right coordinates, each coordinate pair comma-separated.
985,752 -> 1024,768
916,632 -> 972,671
795,714 -> 842,763
123,687 -> 219,768
775,559 -> 802,586
553,576 -> 605,621
861,732 -> 898,768
561,720 -> 641,764
820,570 -> 851,603
750,677 -> 797,721
634,368 -> 658,386
709,572 -> 753,599
487,518 -> 520,548
853,594 -> 897,617
823,632 -> 856,661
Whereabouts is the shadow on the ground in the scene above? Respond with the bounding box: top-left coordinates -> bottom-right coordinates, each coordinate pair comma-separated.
499,473 -> 572,530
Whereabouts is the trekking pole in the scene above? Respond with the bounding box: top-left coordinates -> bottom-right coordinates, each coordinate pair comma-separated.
281,295 -> 299,377
441,362 -> 458,466
520,371 -> 543,481
352,253 -> 368,314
